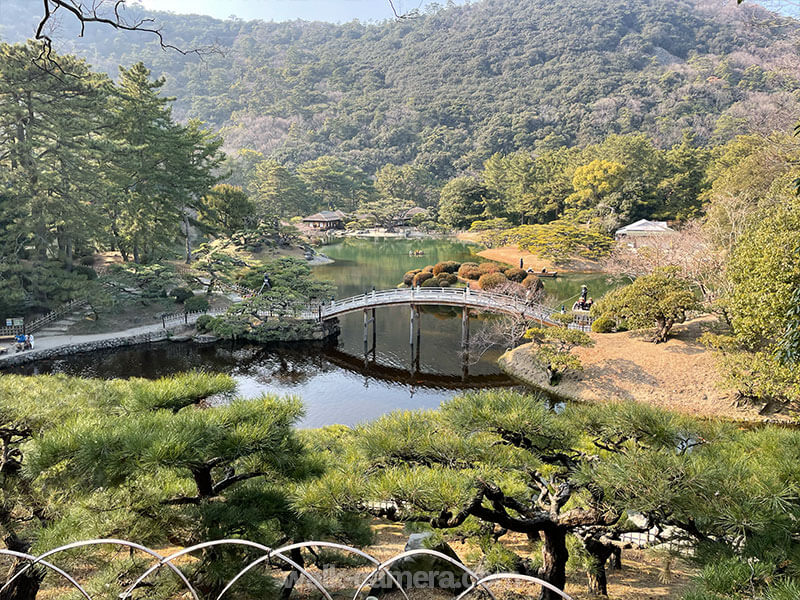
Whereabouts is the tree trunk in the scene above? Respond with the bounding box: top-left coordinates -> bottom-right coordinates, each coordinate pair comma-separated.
184,212 -> 192,264
582,537 -> 614,596
279,547 -> 305,599
1,535 -> 43,600
538,527 -> 568,600
609,547 -> 622,570
652,318 -> 672,343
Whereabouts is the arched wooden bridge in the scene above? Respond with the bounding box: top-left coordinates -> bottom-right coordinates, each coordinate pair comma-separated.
302,287 -> 592,330
300,287 -> 592,376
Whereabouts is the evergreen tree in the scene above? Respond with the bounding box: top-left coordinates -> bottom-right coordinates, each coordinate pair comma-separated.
251,160 -> 311,217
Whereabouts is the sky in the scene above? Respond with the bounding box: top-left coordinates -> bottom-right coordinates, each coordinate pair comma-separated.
136,1 -> 466,23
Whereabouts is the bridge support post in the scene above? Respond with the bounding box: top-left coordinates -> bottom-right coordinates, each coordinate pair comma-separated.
371,307 -> 376,361
409,304 -> 420,374
461,305 -> 470,380
363,308 -> 376,362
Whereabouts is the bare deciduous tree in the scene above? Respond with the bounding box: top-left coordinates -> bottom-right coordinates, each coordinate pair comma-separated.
468,280 -> 545,362
602,222 -> 728,304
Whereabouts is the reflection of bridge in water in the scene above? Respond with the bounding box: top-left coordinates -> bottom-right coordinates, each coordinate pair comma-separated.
324,347 -> 515,389
302,287 -> 593,378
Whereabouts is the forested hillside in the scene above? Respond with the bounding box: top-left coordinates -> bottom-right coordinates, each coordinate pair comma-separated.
1,0 -> 798,177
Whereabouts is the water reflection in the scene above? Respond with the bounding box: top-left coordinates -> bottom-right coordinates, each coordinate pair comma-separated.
7,340 -> 515,428
6,238 -> 618,426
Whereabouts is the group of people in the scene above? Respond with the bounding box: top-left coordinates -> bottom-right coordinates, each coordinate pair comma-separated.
14,333 -> 34,352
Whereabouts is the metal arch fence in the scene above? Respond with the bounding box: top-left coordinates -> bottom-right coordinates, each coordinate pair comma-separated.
300,287 -> 594,331
0,539 -> 574,600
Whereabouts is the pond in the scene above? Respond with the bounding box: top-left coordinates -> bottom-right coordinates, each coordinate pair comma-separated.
10,237 -> 618,427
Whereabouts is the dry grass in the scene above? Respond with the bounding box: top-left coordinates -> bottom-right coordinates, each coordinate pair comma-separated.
26,524 -> 694,600
295,522 -> 695,599
473,246 -> 603,274
500,316 -> 789,423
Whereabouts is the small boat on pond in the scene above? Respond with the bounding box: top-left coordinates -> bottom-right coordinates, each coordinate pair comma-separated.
527,268 -> 557,278
409,250 -> 425,256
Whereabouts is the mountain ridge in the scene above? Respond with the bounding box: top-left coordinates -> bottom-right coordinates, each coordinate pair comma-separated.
1,0 -> 798,176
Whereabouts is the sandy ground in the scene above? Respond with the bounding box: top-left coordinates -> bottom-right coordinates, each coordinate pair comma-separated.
294,521 -> 694,600
500,316 -> 787,423
475,245 -> 604,274
35,522 -> 694,600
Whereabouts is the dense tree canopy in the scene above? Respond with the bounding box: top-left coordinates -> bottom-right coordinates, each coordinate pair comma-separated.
1,0 -> 797,176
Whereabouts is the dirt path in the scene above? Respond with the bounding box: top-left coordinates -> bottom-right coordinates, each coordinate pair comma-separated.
0,321 -> 171,361
500,316 -> 786,422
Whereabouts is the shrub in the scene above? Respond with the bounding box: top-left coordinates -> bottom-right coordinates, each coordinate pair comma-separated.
184,295 -> 210,313
412,271 -> 435,287
522,275 -> 544,292
591,315 -> 615,333
477,262 -> 503,276
441,273 -> 458,284
468,217 -> 513,232
478,272 -> 508,290
458,262 -> 479,275
421,278 -> 439,287
438,280 -> 452,287
458,262 -> 482,280
432,261 -> 461,276
422,265 -> 435,273
195,314 -> 215,332
403,269 -> 421,286
171,287 -> 195,303
72,265 -> 97,280
79,255 -> 96,266
505,267 -> 527,283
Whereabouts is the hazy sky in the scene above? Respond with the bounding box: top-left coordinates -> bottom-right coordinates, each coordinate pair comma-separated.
137,1 -> 466,23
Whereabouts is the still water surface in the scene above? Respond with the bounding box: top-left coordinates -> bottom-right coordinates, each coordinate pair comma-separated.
13,238 -> 616,427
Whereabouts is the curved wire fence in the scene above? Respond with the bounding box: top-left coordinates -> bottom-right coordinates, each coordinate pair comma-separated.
0,539 -> 573,600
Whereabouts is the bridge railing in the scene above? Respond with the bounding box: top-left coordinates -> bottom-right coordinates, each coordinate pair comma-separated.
312,287 -> 593,331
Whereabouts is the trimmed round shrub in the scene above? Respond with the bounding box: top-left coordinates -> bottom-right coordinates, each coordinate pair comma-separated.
184,295 -> 210,313
478,272 -> 508,290
458,262 -> 479,276
195,314 -> 214,332
441,272 -> 458,285
412,271 -> 435,287
505,267 -> 527,283
420,277 -> 439,287
432,261 -> 461,276
403,269 -> 422,286
422,265 -> 435,273
438,280 -> 452,287
522,275 -> 544,292
171,287 -> 195,303
591,315 -> 615,333
477,262 -> 502,276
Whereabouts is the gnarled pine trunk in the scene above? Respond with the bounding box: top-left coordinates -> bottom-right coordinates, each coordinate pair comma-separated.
1,535 -> 44,600
538,527 -> 568,600
582,537 -> 614,596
